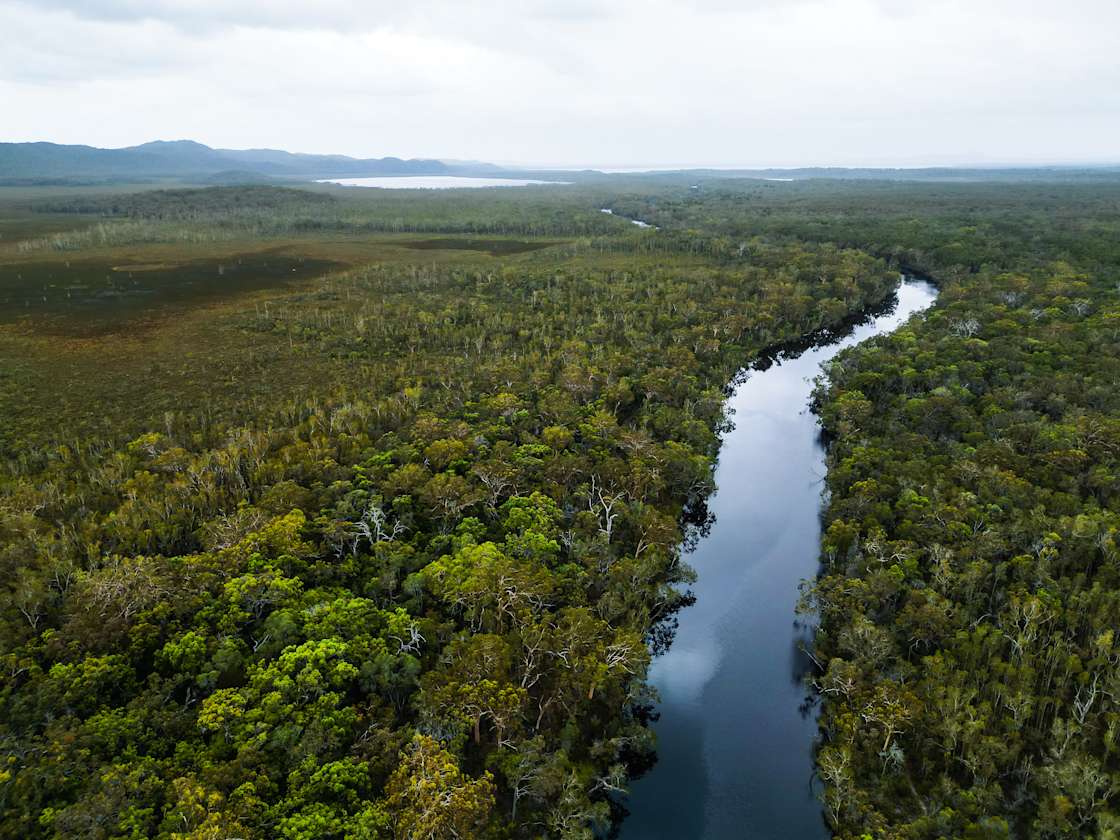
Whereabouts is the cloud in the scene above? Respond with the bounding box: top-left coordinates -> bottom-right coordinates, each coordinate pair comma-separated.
13,0 -> 391,32
1,0 -> 1118,165
0,5 -> 194,82
12,0 -> 617,36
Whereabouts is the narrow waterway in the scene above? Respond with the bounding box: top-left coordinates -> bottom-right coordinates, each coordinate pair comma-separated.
622,276 -> 938,839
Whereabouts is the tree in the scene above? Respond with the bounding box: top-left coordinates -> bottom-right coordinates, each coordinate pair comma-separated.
384,735 -> 495,840
424,542 -> 554,633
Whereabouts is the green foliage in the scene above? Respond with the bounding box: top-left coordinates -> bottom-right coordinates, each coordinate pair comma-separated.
796,195 -> 1120,838
7,175 -> 1119,837
0,180 -> 899,838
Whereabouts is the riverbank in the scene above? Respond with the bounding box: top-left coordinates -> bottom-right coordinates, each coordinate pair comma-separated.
622,276 -> 938,839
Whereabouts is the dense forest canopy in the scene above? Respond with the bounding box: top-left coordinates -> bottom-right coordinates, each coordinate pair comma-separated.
1,176 -> 1119,838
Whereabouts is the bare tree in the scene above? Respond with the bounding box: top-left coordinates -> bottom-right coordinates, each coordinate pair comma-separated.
587,474 -> 625,544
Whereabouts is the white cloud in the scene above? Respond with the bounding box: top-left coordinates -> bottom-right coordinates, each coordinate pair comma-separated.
1,0 -> 1117,166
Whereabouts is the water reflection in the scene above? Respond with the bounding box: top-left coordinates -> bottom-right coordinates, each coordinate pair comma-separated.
316,175 -> 569,189
621,277 -> 938,839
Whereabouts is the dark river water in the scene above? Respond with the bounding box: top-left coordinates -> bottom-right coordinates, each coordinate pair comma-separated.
621,276 -> 938,839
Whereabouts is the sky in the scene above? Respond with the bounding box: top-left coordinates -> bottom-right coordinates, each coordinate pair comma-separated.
1,0 -> 1118,168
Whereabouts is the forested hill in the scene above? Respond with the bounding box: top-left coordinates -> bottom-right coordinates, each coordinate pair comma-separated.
0,140 -> 455,184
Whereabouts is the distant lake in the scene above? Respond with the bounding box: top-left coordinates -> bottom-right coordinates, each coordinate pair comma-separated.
315,176 -> 570,189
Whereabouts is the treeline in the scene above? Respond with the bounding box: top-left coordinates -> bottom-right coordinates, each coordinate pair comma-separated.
601,179 -> 1120,278
0,231 -> 896,838
29,185 -> 338,218
17,185 -> 633,252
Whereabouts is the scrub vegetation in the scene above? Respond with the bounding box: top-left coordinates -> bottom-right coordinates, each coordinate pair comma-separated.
2,175 -> 1119,838
0,181 -> 895,839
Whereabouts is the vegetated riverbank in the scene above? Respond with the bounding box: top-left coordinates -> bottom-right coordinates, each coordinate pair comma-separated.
602,176 -> 1120,837
0,183 -> 906,840
621,276 -> 937,839
809,263 -> 1120,837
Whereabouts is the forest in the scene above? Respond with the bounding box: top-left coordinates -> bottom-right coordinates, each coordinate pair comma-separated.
612,177 -> 1120,837
1,175 -> 1119,838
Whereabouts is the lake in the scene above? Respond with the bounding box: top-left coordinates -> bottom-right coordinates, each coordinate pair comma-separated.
621,276 -> 939,839
315,176 -> 570,189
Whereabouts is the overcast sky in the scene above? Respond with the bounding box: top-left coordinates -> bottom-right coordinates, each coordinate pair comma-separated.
1,0 -> 1117,168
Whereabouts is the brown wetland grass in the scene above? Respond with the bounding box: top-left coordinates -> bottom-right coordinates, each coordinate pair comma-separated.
0,192 -> 578,450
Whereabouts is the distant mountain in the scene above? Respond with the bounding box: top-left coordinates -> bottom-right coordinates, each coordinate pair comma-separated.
0,139 -> 456,184
8,140 -> 1112,187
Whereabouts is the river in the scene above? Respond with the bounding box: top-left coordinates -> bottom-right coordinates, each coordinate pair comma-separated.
621,276 -> 938,839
